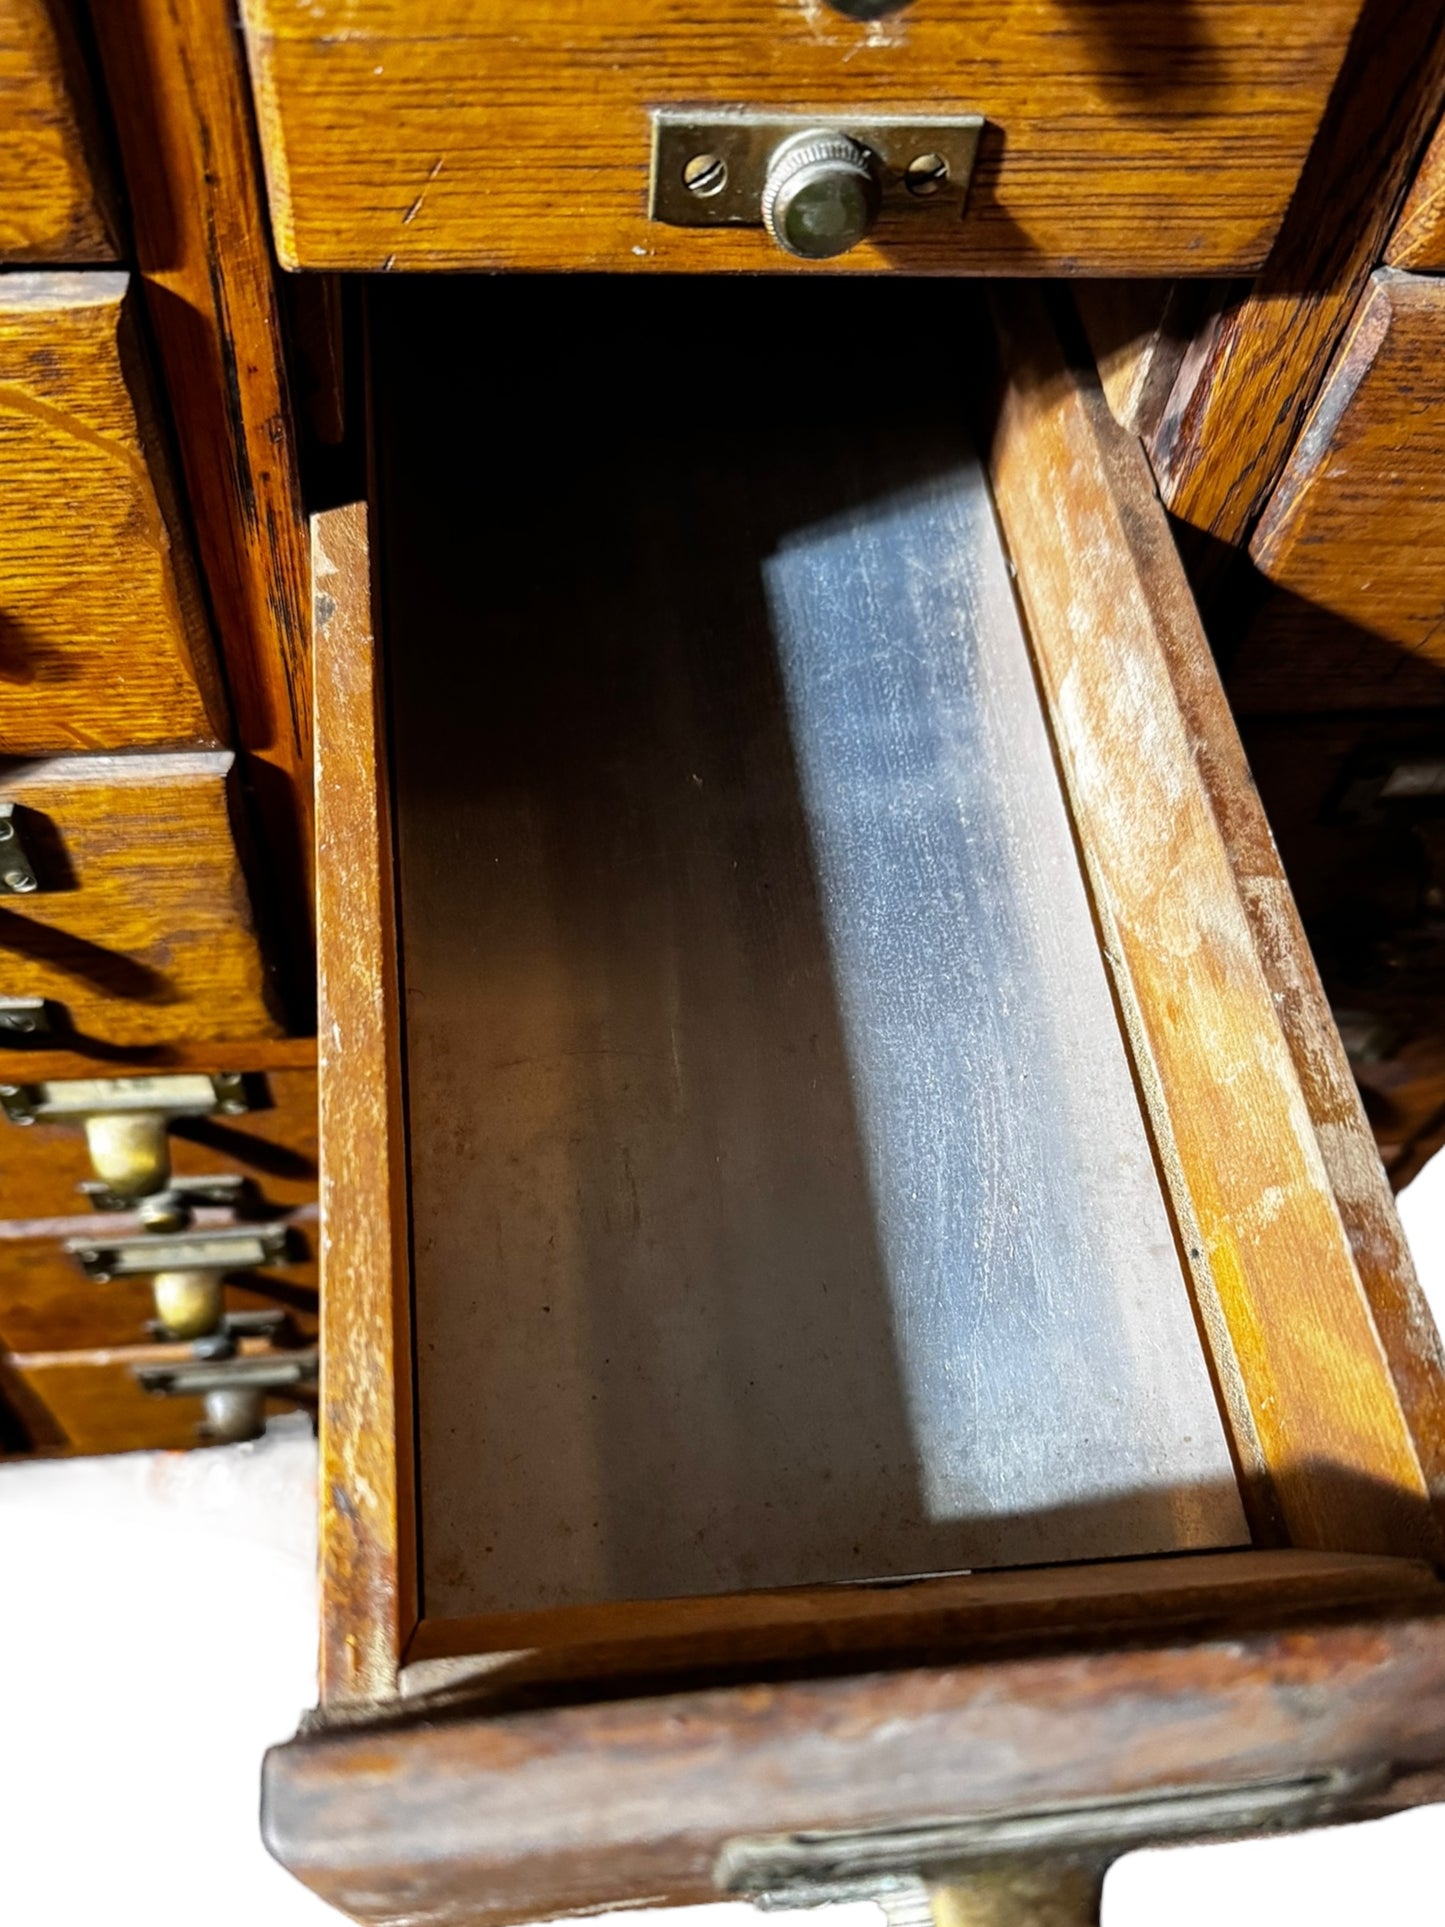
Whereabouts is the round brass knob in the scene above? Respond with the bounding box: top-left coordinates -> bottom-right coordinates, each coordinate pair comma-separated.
760,130 -> 880,259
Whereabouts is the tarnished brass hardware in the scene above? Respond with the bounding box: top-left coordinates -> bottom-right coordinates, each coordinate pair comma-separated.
718,1773 -> 1380,1909
2,1071 -> 250,1207
135,1346 -> 317,1445
649,111 -> 982,256
145,1306 -> 289,1348
66,1221 -> 291,1283
0,803 -> 40,894
0,997 -> 51,1038
151,1270 -> 226,1341
80,1171 -> 251,1222
84,1110 -> 172,1201
0,1071 -> 248,1129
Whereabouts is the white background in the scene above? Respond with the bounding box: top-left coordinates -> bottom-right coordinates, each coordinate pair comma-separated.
5,1152 -> 1445,1925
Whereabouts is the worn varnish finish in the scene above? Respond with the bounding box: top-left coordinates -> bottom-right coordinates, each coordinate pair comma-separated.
0,1207 -> 317,1351
1150,0 -> 1445,552
0,1064 -> 316,1219
0,0 -> 119,261
402,1548 -> 1438,1693
985,288 -> 1436,1557
313,502 -> 416,1704
1244,271 -> 1445,696
90,0 -> 315,956
239,0 -> 1361,274
8,1336 -> 307,1453
0,273 -> 227,754
264,1592 -> 1445,1927
0,751 -> 283,1047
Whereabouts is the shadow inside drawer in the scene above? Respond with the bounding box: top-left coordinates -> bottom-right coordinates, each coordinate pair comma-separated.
372,278 -> 1247,1621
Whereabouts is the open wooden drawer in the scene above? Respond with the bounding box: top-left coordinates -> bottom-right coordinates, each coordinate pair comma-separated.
265,282 -> 1445,1924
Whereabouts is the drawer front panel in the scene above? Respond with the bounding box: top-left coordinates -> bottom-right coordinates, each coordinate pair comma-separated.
1246,270 -> 1445,707
7,1341 -> 308,1453
0,1066 -> 317,1219
0,1217 -> 317,1352
0,0 -> 119,262
0,273 -> 228,752
241,0 -> 1363,274
0,751 -> 283,1047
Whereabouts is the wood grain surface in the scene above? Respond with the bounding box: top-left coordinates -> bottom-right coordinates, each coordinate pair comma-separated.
313,502 -> 416,1705
0,1205 -> 317,1351
91,0 -> 315,965
8,1335 -> 306,1453
264,1593 -> 1445,1927
0,1064 -> 316,1219
0,0 -> 120,261
403,1547 -> 1438,1693
1245,272 -> 1445,695
0,273 -> 228,754
1151,0 -> 1445,552
986,287 -> 1438,1559
0,1033 -> 316,1083
1388,110 -> 1445,268
0,750 -> 284,1047
239,0 -> 1361,274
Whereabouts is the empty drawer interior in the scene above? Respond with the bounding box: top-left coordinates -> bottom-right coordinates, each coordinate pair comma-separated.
372,278 -> 1248,1625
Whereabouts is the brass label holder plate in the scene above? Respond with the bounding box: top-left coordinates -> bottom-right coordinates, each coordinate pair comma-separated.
650,110 -> 983,230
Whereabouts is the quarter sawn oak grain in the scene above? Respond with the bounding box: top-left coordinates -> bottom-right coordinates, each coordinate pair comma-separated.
0,274 -> 227,754
240,0 -> 1362,274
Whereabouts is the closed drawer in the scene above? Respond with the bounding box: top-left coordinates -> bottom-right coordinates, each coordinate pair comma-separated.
1243,270 -> 1445,711
0,1065 -> 317,1219
240,0 -> 1362,275
264,281 -> 1445,1924
0,273 -> 227,753
0,1 -> 119,263
5,1337 -> 314,1454
0,750 -> 283,1047
0,1209 -> 317,1352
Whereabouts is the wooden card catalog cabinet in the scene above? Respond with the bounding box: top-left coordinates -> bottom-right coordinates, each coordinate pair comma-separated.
263,284 -> 1445,1926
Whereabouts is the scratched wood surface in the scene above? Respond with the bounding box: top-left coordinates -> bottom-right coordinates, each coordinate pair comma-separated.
1150,0 -> 1445,553
6,1336 -> 305,1453
0,1207 -> 317,1351
986,286 -> 1440,1559
1242,272 -> 1445,702
92,0 -> 316,968
239,0 -> 1361,273
264,1589 -> 1445,1927
0,273 -> 229,755
312,501 -> 416,1705
0,751 -> 284,1048
0,1064 -> 316,1219
0,0 -> 120,261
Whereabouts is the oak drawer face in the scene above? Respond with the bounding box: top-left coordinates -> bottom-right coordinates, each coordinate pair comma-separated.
0,751 -> 283,1048
241,0 -> 1362,274
0,274 -> 227,754
0,1216 -> 317,1352
1245,270 -> 1445,709
6,1339 -> 309,1453
0,0 -> 119,263
0,1066 -> 317,1220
